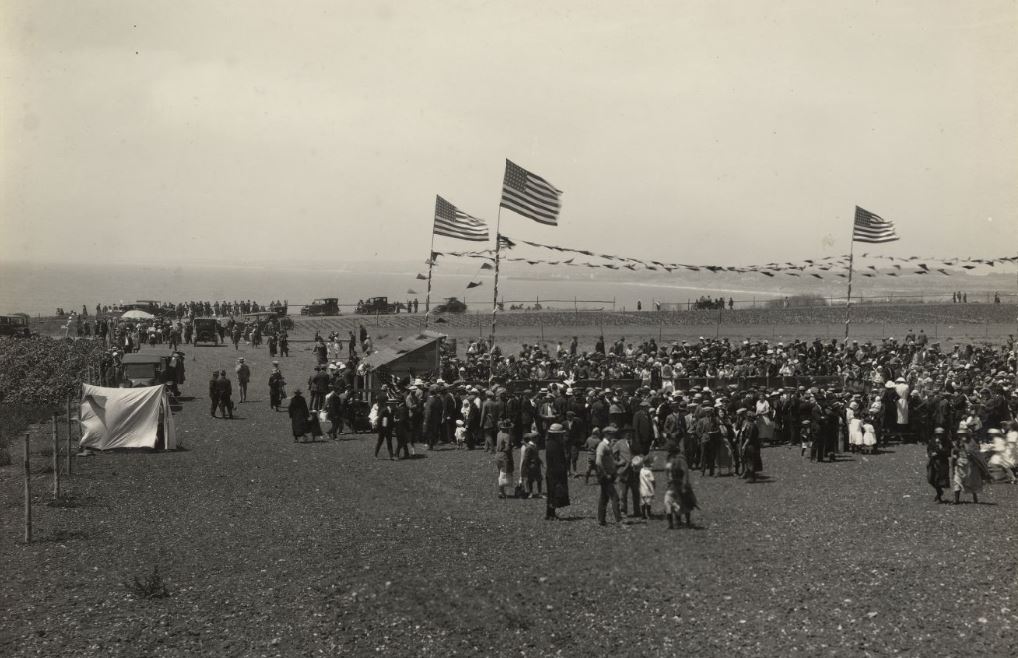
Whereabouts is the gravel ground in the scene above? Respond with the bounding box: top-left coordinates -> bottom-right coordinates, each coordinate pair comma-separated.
2,341 -> 1017,656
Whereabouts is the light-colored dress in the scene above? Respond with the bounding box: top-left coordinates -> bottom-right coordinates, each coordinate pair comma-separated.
755,400 -> 774,440
847,409 -> 863,447
862,422 -> 877,447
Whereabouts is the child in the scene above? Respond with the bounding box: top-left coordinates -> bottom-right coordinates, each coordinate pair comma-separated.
638,454 -> 655,520
520,433 -> 543,497
800,420 -> 812,458
663,449 -> 697,529
862,416 -> 877,455
454,419 -> 467,449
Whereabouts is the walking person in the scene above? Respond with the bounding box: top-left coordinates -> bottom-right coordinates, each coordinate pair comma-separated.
374,397 -> 395,459
950,428 -> 988,504
664,446 -> 698,529
268,363 -> 285,412
235,357 -> 250,403
216,369 -> 234,419
288,389 -> 310,442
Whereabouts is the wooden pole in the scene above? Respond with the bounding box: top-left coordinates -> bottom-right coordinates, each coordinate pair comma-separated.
424,201 -> 438,324
24,433 -> 32,543
52,414 -> 60,499
489,207 -> 505,381
66,397 -> 72,475
844,237 -> 856,339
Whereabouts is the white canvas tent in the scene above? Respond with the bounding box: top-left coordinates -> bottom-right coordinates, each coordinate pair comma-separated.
120,309 -> 156,320
79,384 -> 177,450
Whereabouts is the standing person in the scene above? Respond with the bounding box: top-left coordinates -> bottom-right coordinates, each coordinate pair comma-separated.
632,400 -> 655,456
495,419 -> 515,499
216,369 -> 234,419
325,385 -> 344,438
595,426 -> 622,526
583,427 -> 602,484
519,433 -> 543,497
235,357 -> 250,403
663,447 -> 697,529
288,389 -> 310,442
231,325 -> 242,350
739,410 -> 762,482
638,455 -> 655,520
374,397 -> 395,459
279,333 -> 289,357
950,428 -> 987,504
926,427 -> 951,502
544,423 -> 571,520
695,407 -> 721,477
267,333 -> 278,358
268,363 -> 285,412
480,389 -> 502,452
423,385 -> 444,450
613,426 -> 640,517
209,370 -> 221,418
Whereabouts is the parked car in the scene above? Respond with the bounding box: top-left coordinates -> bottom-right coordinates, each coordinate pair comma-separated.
433,297 -> 467,314
0,314 -> 31,337
356,296 -> 395,314
193,317 -> 221,345
301,298 -> 340,316
119,353 -> 171,388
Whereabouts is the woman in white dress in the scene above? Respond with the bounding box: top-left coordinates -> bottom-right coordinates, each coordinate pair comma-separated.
755,394 -> 774,444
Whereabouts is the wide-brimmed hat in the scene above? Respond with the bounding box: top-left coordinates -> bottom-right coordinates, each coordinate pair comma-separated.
547,423 -> 566,434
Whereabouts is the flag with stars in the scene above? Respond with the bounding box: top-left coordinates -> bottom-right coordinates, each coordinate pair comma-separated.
499,159 -> 562,226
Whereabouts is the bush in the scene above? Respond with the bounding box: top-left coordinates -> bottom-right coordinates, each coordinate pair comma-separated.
0,337 -> 105,406
123,566 -> 170,599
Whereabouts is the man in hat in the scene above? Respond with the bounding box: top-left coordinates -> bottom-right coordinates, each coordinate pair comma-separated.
288,388 -> 310,442
544,423 -> 571,520
612,426 -> 640,516
632,399 -> 655,456
209,369 -> 221,418
926,427 -> 951,501
480,388 -> 503,453
423,384 -> 444,450
595,425 -> 622,525
235,357 -> 250,403
216,369 -> 234,419
374,396 -> 395,459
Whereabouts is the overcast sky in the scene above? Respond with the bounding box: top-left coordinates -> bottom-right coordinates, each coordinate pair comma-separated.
2,1 -> 1016,268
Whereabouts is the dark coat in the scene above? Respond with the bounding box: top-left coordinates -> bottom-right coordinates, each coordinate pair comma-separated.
544,431 -> 571,509
632,408 -> 654,455
288,393 -> 310,437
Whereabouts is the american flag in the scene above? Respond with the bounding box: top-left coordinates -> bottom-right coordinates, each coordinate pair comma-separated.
499,160 -> 562,226
433,196 -> 489,242
853,206 -> 899,244
497,234 -> 516,250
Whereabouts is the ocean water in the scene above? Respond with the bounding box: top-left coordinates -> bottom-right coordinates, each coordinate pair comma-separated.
0,261 -> 796,317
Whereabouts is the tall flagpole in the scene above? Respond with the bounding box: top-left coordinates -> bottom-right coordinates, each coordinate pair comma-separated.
844,228 -> 856,339
489,208 -> 503,381
424,209 -> 437,328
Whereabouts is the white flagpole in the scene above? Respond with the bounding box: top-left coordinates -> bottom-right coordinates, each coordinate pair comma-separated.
844,215 -> 856,339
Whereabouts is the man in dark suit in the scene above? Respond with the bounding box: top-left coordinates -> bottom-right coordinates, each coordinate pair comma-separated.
209,370 -> 220,417
215,369 -> 234,419
480,389 -> 505,452
632,399 -> 655,455
612,427 -> 640,517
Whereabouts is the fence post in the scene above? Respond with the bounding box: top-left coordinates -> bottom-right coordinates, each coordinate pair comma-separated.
24,433 -> 32,543
66,397 -> 72,475
574,296 -> 578,320
612,297 -> 616,312
52,415 -> 60,499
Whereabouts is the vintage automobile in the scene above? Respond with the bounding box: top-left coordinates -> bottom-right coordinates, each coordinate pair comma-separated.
355,296 -> 395,315
433,297 -> 467,314
301,298 -> 340,316
119,353 -> 171,388
193,317 -> 221,345
0,314 -> 31,337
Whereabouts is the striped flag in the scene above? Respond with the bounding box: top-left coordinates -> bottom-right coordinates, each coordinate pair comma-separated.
433,196 -> 489,242
853,206 -> 900,243
499,159 -> 562,226
497,234 -> 516,250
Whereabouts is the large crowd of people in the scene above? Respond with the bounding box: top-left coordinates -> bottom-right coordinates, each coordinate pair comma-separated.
274,329 -> 1017,525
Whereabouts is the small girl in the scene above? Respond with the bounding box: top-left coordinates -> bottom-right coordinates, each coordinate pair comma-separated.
862,416 -> 877,455
638,455 -> 655,520
454,419 -> 467,449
